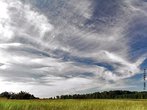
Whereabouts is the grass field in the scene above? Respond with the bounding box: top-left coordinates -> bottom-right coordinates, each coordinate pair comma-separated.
0,99 -> 147,110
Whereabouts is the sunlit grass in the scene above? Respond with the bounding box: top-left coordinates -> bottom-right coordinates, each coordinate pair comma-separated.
0,99 -> 147,110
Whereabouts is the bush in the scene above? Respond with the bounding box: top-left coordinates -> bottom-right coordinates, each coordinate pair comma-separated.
0,91 -> 37,99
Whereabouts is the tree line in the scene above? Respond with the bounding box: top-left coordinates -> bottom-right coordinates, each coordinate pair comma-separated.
56,90 -> 147,99
0,91 -> 38,99
1,90 -> 147,99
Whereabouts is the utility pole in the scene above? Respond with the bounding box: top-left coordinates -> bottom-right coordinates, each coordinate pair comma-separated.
144,69 -> 146,90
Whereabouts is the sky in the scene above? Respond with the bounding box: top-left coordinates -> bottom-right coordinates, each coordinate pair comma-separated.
0,0 -> 147,98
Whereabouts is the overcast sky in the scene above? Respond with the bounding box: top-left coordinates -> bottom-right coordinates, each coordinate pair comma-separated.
0,0 -> 147,97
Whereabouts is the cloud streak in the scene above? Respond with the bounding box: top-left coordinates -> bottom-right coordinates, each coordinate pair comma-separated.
0,0 -> 147,97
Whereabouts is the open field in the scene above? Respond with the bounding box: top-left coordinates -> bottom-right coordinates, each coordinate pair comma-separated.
0,99 -> 147,110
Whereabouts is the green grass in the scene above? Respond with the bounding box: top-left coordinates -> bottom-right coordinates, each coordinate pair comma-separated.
0,99 -> 147,110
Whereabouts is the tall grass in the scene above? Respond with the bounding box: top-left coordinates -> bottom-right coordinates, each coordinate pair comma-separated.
0,99 -> 147,110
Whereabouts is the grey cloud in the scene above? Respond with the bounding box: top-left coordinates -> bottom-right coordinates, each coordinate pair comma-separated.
0,0 -> 146,97
5,45 -> 50,58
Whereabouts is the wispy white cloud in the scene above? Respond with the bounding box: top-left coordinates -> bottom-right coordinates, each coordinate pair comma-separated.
0,0 -> 146,97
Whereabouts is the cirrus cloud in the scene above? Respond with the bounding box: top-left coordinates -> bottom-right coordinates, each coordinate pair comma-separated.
0,0 -> 147,97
